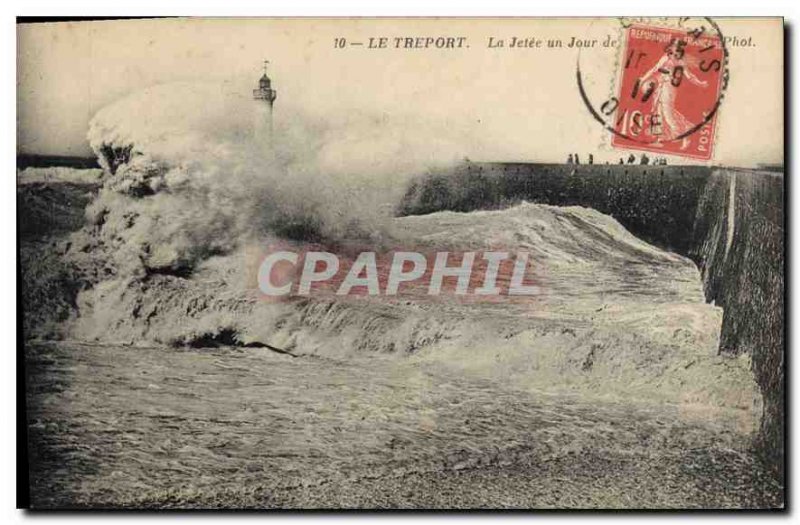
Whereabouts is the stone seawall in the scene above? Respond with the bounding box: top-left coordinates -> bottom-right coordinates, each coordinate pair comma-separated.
400,162 -> 785,481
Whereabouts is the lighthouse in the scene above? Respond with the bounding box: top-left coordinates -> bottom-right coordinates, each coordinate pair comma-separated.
253,60 -> 277,152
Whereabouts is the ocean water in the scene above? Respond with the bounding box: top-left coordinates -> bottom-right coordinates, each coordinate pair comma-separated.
20,93 -> 779,506
25,340 -> 779,509
25,201 -> 776,509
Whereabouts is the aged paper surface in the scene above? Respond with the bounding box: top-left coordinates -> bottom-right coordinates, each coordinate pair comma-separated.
18,17 -> 784,509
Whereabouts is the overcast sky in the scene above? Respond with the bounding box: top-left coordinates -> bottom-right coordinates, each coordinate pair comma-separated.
17,18 -> 783,166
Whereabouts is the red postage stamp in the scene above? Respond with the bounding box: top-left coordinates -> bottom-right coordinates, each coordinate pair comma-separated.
610,24 -> 726,160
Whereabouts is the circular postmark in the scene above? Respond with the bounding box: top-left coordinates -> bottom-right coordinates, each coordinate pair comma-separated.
576,17 -> 729,159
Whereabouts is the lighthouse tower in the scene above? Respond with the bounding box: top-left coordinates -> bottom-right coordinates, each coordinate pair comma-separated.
253,60 -> 277,152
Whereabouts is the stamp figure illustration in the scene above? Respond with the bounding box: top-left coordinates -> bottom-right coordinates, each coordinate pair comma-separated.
610,24 -> 726,159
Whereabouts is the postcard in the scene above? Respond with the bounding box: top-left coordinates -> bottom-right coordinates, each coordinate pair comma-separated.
17,16 -> 784,509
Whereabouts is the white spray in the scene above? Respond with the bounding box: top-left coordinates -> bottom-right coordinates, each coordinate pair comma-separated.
83,80 -> 470,278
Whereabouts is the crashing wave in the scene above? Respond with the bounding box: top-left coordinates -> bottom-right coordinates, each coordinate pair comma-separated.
46,81 -> 761,431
